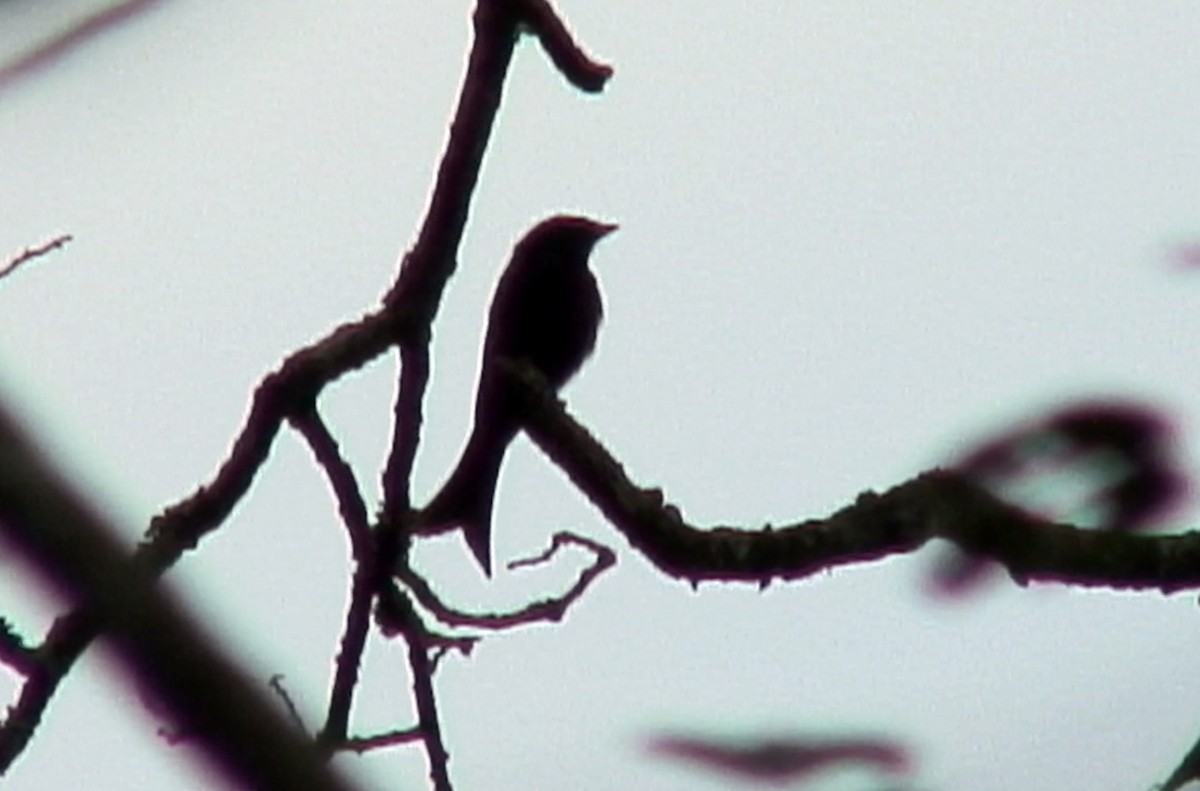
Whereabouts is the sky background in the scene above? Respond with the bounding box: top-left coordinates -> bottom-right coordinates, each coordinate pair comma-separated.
3,2 -> 1200,790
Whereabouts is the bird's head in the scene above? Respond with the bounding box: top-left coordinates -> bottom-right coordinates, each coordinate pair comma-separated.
521,214 -> 619,257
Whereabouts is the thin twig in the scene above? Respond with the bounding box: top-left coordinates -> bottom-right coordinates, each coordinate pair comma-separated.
340,727 -> 424,754
0,234 -> 72,282
396,532 -> 616,631
268,675 -> 310,738
382,588 -> 453,791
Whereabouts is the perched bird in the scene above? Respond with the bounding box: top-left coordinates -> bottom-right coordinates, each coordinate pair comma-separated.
422,214 -> 617,575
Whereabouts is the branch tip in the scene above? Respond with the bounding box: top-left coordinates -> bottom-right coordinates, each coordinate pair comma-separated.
519,0 -> 614,93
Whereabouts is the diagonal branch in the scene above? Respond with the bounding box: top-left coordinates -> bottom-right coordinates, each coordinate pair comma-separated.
519,0 -> 614,92
0,234 -> 73,283
0,0 -> 162,95
0,396 -> 362,791
141,309 -> 404,572
290,407 -> 371,559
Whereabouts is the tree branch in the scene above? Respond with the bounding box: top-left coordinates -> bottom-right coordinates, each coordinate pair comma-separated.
519,0 -> 614,92
397,532 -> 616,631
288,408 -> 374,747
0,234 -> 72,283
505,362 -> 1200,592
0,396 -> 362,790
0,0 -> 618,775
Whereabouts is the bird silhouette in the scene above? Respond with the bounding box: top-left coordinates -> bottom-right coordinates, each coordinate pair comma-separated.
422,215 -> 617,575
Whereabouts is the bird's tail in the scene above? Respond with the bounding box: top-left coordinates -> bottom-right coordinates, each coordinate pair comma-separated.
421,427 -> 510,576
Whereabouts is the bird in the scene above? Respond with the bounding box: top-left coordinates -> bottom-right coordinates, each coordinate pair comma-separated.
421,214 -> 617,576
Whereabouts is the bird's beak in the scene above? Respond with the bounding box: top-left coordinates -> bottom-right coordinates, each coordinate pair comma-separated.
595,221 -> 619,237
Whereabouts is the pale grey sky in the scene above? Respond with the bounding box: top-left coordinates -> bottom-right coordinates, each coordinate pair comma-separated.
3,2 -> 1200,790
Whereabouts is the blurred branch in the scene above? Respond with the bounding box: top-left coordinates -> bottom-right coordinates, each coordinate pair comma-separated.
0,1 -> 162,95
0,396 -> 361,791
930,400 -> 1185,596
646,733 -> 909,784
1161,729 -> 1200,791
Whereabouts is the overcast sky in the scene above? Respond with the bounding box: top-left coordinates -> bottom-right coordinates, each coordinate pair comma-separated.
4,2 -> 1200,790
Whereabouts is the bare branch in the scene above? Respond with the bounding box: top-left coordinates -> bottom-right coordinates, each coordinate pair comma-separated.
505,361 -> 1200,593
0,234 -> 72,283
290,408 -> 371,559
376,588 -> 453,791
340,727 -> 424,755
397,532 -> 616,631
268,675 -> 310,738
0,611 -> 98,770
287,406 -> 379,750
142,308 -> 405,572
518,0 -> 614,93
0,395 -> 362,790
